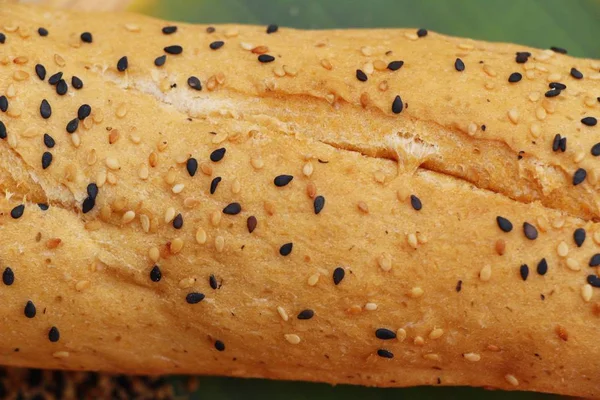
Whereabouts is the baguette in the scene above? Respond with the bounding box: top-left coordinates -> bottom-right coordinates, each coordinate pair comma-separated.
1,4 -> 600,398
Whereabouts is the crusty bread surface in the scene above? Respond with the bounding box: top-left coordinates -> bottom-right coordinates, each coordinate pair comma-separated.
1,3 -> 600,397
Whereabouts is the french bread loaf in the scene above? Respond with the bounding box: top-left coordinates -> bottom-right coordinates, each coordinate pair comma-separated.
1,3 -> 600,398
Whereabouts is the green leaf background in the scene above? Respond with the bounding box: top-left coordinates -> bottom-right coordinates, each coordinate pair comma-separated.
129,0 -> 598,398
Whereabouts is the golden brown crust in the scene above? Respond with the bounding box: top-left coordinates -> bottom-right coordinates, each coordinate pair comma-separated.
1,4 -> 600,398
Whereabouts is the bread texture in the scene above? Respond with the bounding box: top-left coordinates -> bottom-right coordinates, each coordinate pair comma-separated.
1,3 -> 600,398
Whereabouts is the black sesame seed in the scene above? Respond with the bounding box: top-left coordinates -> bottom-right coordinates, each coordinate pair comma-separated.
10,204 -> 24,219
0,96 -> 7,112
523,222 -> 538,240
0,33 -> 5,44
410,195 -> 422,211
247,216 -> 257,233
56,79 -> 68,95
0,121 -> 6,139
356,69 -> 368,82
508,72 -> 522,83
258,54 -> 275,63
496,216 -> 513,232
279,242 -> 293,256
209,41 -> 224,50
515,52 -> 531,63
66,118 -> 79,134
559,137 -> 567,152
209,274 -> 218,290
552,134 -> 561,152
38,27 -> 48,37
573,168 -> 587,185
581,117 -> 597,126
164,45 -> 183,55
35,64 -> 46,81
2,267 -> 14,286
80,32 -> 93,43
454,58 -> 465,72
162,26 -> 178,35
589,254 -> 600,267
215,340 -> 225,351
150,265 -> 162,282
87,183 -> 99,200
416,28 -> 428,37
591,143 -> 600,156
570,68 -> 583,79
550,46 -> 567,54
274,174 -> 293,187
391,95 -> 403,114
24,301 -> 36,318
537,258 -> 548,276
520,264 -> 529,281
377,349 -> 394,358
223,202 -> 241,215
206,26 -> 216,33
375,328 -> 396,340
574,228 -> 586,247
48,72 -> 63,85
117,56 -> 128,72
78,104 -> 91,120
266,24 -> 279,34
545,88 -> 561,98
71,76 -> 83,89
387,60 -> 404,71
587,275 -> 600,288
456,280 -> 463,292
186,292 -> 205,304
173,213 -> 184,229
82,196 -> 95,214
333,267 -> 345,285
210,148 -> 226,162
314,195 -> 325,215
154,55 -> 166,67
549,82 -> 566,90
41,151 -> 53,169
38,203 -> 49,211
48,326 -> 60,342
40,99 -> 52,119
297,309 -> 314,320
186,157 -> 198,176
187,76 -> 202,90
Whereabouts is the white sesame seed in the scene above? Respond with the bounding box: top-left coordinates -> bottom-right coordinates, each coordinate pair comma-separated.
557,241 -> 569,257
215,236 -> 225,252
360,46 -> 373,56
582,284 -> 593,302
407,233 -> 418,249
124,23 -> 140,32
551,217 -> 565,229
195,227 -> 207,244
507,109 -> 519,124
480,265 -> 492,281
303,161 -> 314,177
210,210 -> 222,227
423,353 -> 440,361
170,237 -> 184,254
573,151 -> 586,163
140,214 -> 150,233
414,336 -> 425,346
505,374 -> 519,386
251,157 -> 264,170
467,123 -> 478,136
122,210 -> 136,224
172,183 -> 185,194
164,207 -> 176,223
363,62 -> 374,75
396,328 -> 407,342
429,328 -> 444,339
530,123 -> 541,138
547,73 -> 562,82
483,64 -> 497,77
566,258 -> 581,271
535,107 -> 546,121
231,178 -> 241,194
96,170 -> 107,187
277,306 -> 289,322
240,42 -> 253,50
410,287 -> 424,298
53,351 -> 70,359
138,164 -> 149,180
463,353 -> 481,362
307,273 -> 320,286
528,92 -> 540,102
364,302 -> 378,311
404,32 -> 418,40
7,133 -> 17,148
284,334 -> 301,345
377,253 -> 392,272
149,247 -> 160,262
594,231 -> 600,245
105,157 -> 120,170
